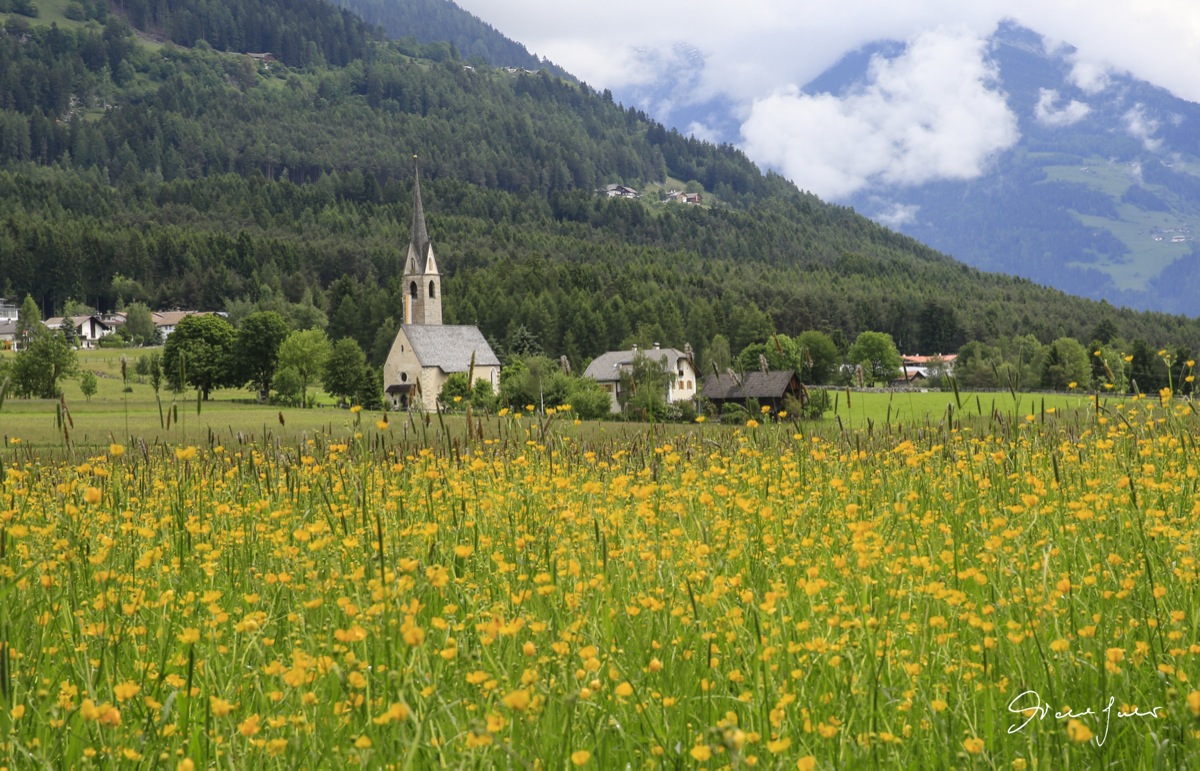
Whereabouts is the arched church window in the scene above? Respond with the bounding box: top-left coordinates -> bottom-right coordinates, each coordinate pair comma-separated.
409,282 -> 417,299
429,281 -> 436,299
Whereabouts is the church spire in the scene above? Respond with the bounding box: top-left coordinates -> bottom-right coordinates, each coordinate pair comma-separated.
409,155 -> 432,273
403,154 -> 442,326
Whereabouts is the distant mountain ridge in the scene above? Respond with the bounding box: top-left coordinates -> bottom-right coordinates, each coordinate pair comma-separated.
834,21 -> 1200,314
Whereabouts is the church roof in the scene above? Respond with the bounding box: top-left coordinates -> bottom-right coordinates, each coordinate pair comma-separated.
408,157 -> 433,274
403,325 -> 500,372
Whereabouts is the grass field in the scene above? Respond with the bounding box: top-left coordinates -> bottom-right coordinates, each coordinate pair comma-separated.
0,381 -> 1197,767
2,346 -> 1118,452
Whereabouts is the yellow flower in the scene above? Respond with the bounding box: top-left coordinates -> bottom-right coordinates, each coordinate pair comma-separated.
767,737 -> 792,753
570,750 -> 591,766
614,682 -> 634,697
10,704 -> 26,720
760,404 -> 771,413
963,737 -> 984,754
1067,719 -> 1093,743
238,714 -> 261,737
178,628 -> 201,645
695,415 -> 706,423
350,405 -> 363,413
113,682 -> 140,701
690,744 -> 712,761
796,757 -> 817,771
1068,382 -> 1077,389
746,419 -> 759,428
83,487 -> 102,505
376,420 -> 389,430
502,689 -> 531,711
209,696 -> 235,717
109,443 -> 125,456
175,446 -> 197,461
354,735 -> 372,749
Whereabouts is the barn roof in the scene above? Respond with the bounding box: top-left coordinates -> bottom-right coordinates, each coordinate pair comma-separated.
701,370 -> 798,401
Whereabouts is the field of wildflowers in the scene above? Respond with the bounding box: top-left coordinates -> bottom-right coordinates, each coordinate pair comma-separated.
2,395 -> 1199,768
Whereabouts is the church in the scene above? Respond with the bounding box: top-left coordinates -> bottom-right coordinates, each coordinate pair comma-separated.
383,160 -> 501,411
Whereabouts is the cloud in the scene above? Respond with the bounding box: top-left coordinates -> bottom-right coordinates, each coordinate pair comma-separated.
739,27 -> 1020,200
874,202 -> 921,227
1034,89 -> 1091,127
1067,56 -> 1112,94
1123,104 -> 1162,151
455,0 -> 1200,105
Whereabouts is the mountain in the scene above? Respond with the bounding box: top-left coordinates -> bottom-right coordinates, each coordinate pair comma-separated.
2,2 -> 1199,372
610,22 -> 1200,314
329,0 -> 572,80
832,22 -> 1200,314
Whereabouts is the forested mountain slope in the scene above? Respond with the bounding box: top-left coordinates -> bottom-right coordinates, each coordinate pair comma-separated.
330,0 -> 572,80
1,3 -> 1198,371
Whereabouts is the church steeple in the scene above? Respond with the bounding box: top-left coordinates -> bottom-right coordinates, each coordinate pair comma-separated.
403,155 -> 442,326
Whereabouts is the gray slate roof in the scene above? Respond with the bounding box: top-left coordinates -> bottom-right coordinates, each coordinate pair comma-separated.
701,370 -> 798,401
583,348 -> 689,383
0,319 -> 17,337
404,325 -> 500,372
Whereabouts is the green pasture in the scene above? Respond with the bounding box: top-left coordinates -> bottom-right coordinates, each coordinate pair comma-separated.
1041,157 -> 1200,290
2,348 -> 1124,453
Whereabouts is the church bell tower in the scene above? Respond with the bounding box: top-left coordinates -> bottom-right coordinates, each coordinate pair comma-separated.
403,156 -> 442,326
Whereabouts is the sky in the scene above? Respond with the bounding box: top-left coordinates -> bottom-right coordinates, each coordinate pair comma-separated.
451,0 -> 1200,200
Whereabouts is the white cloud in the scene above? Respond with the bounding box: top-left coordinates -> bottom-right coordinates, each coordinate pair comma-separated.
1068,56 -> 1112,94
739,28 -> 1020,200
1034,88 -> 1091,127
875,202 -> 921,227
1124,104 -> 1162,151
454,0 -> 1200,105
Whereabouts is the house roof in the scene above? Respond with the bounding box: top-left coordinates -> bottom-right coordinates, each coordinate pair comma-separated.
0,319 -> 17,337
43,315 -> 110,330
901,354 -> 957,365
153,310 -> 209,327
582,347 -> 691,383
701,370 -> 799,401
403,325 -> 500,372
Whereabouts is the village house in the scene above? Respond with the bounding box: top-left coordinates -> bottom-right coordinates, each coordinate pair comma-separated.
599,184 -> 640,200
701,370 -> 802,413
0,298 -> 17,350
383,160 -> 500,411
582,344 -> 697,414
0,319 -> 16,350
42,314 -> 115,349
665,190 -> 702,205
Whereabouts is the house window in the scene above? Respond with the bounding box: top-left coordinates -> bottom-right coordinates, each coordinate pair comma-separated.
428,281 -> 436,299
